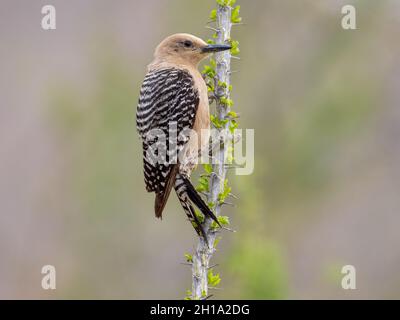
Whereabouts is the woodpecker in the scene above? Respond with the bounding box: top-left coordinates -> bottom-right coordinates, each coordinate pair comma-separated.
136,34 -> 231,239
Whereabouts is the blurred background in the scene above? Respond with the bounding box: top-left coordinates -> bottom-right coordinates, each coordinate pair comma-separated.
1,0 -> 400,299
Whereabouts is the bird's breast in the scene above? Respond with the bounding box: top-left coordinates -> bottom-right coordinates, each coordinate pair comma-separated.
180,68 -> 210,175
191,69 -> 210,150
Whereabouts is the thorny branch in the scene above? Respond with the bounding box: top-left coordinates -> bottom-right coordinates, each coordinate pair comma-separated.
189,1 -> 240,300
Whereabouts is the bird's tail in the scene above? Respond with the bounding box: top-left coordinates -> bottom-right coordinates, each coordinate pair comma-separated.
174,174 -> 221,239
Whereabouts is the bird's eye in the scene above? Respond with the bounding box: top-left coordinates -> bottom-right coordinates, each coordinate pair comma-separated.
183,40 -> 193,48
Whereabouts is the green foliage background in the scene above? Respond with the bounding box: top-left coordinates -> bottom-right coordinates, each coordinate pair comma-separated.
1,0 -> 399,299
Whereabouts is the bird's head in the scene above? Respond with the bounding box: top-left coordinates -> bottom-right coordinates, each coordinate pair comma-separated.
153,33 -> 231,67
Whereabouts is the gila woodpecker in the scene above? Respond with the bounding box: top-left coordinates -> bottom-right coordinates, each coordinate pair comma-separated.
136,34 -> 231,239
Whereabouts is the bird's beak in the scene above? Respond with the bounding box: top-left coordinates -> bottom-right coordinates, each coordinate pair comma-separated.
202,44 -> 232,53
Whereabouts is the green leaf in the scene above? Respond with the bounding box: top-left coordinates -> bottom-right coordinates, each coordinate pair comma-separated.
213,236 -> 222,249
184,290 -> 192,300
210,58 -> 216,69
196,184 -> 207,193
184,253 -> 193,263
208,201 -> 215,209
218,179 -> 232,204
217,0 -> 236,8
217,80 -> 228,89
203,163 -> 213,174
211,114 -> 224,129
218,215 -> 230,226
220,97 -> 234,107
230,40 -> 240,56
231,5 -> 242,23
210,9 -> 217,21
196,175 -> 209,193
211,216 -> 230,229
207,269 -> 221,287
229,119 -> 238,133
227,110 -> 238,118
194,209 -> 205,223
202,65 -> 216,79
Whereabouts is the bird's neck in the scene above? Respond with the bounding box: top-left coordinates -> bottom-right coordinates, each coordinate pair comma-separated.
148,57 -> 199,72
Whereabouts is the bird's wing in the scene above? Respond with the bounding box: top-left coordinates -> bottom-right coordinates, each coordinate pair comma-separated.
136,68 -> 199,217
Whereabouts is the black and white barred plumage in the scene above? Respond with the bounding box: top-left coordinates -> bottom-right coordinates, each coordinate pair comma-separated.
136,68 -> 198,194
136,67 -> 220,238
